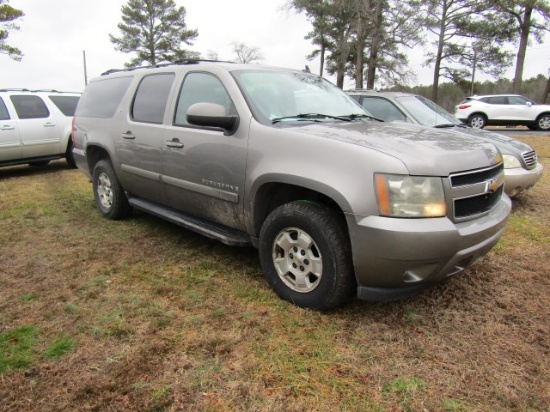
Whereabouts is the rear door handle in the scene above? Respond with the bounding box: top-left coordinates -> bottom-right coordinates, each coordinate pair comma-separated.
122,131 -> 135,139
166,138 -> 184,148
43,122 -> 56,128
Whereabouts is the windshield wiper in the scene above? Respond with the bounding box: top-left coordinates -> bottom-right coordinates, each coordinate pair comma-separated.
272,113 -> 352,124
434,123 -> 460,128
343,113 -> 384,122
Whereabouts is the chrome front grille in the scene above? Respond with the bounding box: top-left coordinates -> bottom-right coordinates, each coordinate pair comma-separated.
522,150 -> 537,169
449,163 -> 504,221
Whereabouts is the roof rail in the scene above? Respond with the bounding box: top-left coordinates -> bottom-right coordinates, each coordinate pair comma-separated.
345,88 -> 378,92
101,59 -> 234,76
0,88 -> 31,92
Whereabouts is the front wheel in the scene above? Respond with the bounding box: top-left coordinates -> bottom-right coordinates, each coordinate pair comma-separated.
259,201 -> 355,311
468,114 -> 487,129
536,114 -> 550,131
92,160 -> 132,220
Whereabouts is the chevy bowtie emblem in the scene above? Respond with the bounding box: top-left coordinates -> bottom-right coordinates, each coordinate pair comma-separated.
486,176 -> 503,194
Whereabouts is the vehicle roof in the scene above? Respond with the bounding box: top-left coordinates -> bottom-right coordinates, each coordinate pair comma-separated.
345,90 -> 416,98
464,94 -> 523,99
99,60 -> 309,78
0,88 -> 81,95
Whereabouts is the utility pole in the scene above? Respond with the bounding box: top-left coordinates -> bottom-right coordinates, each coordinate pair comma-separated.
83,50 -> 88,87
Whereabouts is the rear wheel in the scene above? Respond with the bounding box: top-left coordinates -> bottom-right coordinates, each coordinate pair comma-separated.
536,114 -> 550,131
258,201 -> 355,311
468,114 -> 487,129
92,160 -> 132,219
66,140 -> 76,168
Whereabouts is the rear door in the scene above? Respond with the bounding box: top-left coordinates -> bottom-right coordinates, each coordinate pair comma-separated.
116,72 -> 175,204
0,96 -> 21,162
9,94 -> 61,158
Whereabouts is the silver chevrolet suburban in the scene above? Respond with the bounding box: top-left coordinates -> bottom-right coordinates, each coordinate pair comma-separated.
72,61 -> 511,310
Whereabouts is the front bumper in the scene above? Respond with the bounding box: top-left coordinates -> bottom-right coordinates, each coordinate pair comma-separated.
504,163 -> 543,197
347,195 -> 511,301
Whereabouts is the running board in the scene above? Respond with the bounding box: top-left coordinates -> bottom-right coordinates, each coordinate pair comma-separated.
128,197 -> 251,247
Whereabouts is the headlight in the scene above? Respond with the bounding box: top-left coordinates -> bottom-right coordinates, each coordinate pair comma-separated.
375,174 -> 446,218
502,154 -> 522,169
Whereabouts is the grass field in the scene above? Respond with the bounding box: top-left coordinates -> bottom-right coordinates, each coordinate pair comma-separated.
1,133 -> 549,411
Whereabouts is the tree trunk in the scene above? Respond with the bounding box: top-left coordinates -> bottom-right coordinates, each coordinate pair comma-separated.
431,14 -> 446,103
513,6 -> 532,94
542,75 -> 550,103
355,7 -> 365,89
319,41 -> 325,77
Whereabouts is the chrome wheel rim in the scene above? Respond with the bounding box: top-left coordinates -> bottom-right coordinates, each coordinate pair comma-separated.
539,116 -> 550,130
272,227 -> 323,293
97,172 -> 113,209
470,116 -> 484,128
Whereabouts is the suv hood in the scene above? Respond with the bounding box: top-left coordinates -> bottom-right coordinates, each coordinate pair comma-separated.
443,125 -> 534,155
294,121 -> 501,176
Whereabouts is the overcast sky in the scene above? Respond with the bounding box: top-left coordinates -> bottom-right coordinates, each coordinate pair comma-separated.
2,0 -> 549,93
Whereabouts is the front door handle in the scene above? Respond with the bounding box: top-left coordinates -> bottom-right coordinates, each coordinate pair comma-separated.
1,125 -> 15,131
166,138 -> 184,148
43,122 -> 56,128
122,131 -> 135,139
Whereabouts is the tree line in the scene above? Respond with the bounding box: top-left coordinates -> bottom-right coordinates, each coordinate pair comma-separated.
2,0 -> 549,104
288,0 -> 550,102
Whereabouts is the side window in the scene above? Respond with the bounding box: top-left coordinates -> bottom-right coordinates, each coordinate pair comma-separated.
174,72 -> 234,126
508,96 -> 530,105
360,97 -> 407,122
486,96 -> 508,105
131,73 -> 175,124
10,95 -> 50,119
48,96 -> 80,116
77,76 -> 133,118
0,97 -> 10,120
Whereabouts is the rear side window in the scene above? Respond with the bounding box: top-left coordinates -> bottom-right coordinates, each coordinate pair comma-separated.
0,97 -> 9,120
131,73 -> 175,124
10,95 -> 50,119
48,95 -> 80,116
77,76 -> 133,118
485,96 -> 508,105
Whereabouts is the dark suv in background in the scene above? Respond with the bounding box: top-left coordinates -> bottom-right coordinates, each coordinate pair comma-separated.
347,90 -> 543,198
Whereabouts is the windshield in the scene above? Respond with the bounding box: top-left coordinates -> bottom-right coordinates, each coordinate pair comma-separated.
232,70 -> 369,124
395,95 -> 462,127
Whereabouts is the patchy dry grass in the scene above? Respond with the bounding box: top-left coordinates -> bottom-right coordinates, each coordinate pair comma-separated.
0,133 -> 549,411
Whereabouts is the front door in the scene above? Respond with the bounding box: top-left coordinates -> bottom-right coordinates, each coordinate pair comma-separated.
162,71 -> 248,230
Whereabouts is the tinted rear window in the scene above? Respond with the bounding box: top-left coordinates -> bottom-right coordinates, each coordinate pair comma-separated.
48,95 -> 80,116
77,76 -> 133,118
10,95 -> 50,119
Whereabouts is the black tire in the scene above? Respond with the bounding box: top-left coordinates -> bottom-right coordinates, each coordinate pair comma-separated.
92,160 -> 132,220
468,114 -> 487,129
258,201 -> 355,311
536,114 -> 550,131
66,140 -> 76,168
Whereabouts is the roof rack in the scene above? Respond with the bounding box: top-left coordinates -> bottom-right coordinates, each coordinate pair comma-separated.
101,59 -> 234,76
0,88 -> 31,92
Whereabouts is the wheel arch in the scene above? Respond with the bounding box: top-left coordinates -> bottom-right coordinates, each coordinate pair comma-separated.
251,180 -> 351,241
85,144 -> 113,176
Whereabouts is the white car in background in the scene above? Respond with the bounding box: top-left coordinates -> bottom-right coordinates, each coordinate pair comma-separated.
454,94 -> 550,131
0,89 -> 80,168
